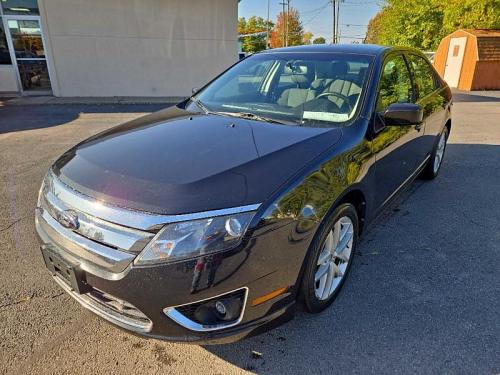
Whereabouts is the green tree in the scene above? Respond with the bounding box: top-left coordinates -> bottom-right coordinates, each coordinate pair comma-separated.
365,10 -> 385,44
238,16 -> 274,53
442,0 -> 500,35
313,37 -> 326,44
303,31 -> 314,45
366,0 -> 500,50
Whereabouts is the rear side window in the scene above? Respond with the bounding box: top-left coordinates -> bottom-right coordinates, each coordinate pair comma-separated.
376,54 -> 414,112
407,54 -> 439,99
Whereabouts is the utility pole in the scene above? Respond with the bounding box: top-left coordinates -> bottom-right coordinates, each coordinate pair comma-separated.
332,0 -> 336,44
336,0 -> 341,44
286,0 -> 290,47
332,0 -> 342,44
266,0 -> 270,48
279,1 -> 286,47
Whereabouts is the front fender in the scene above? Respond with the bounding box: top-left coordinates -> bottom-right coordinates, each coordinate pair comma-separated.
251,122 -> 375,292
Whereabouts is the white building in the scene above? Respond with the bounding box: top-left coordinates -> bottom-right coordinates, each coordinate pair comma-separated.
0,0 -> 238,97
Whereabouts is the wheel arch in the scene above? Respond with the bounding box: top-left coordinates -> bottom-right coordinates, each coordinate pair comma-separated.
334,188 -> 367,235
445,118 -> 451,135
294,186 -> 367,300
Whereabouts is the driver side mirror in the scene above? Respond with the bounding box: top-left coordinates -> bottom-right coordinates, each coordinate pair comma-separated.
191,87 -> 199,95
383,103 -> 423,125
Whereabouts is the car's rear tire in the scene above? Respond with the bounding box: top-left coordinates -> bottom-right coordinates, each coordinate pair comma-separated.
299,203 -> 359,313
421,126 -> 449,180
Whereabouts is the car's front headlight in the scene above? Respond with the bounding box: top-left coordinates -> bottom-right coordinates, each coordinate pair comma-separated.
134,211 -> 256,265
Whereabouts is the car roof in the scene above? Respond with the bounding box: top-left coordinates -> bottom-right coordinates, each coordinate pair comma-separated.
260,44 -> 390,56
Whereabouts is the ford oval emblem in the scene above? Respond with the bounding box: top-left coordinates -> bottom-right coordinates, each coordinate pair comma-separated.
57,210 -> 80,230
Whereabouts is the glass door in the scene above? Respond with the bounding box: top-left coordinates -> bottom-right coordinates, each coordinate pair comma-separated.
4,16 -> 52,94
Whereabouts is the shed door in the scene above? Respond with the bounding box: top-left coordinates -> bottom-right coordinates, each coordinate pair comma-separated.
444,37 -> 467,88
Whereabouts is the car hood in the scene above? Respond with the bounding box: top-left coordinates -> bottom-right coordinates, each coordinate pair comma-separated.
53,106 -> 342,215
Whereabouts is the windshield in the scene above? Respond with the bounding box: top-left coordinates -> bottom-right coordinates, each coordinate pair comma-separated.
188,52 -> 373,126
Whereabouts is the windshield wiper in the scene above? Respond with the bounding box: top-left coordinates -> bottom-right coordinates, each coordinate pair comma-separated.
190,96 -> 213,115
216,111 -> 290,125
190,100 -> 291,125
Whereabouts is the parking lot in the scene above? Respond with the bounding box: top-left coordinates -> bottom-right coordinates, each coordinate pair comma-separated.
1,92 -> 499,374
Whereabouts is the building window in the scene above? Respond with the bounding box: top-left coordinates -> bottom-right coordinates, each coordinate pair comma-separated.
1,0 -> 40,16
0,18 -> 13,64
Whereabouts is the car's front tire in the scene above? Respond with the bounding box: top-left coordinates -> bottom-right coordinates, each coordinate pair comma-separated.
299,203 -> 359,313
421,126 -> 449,180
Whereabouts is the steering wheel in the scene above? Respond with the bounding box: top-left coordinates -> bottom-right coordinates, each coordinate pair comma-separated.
315,92 -> 353,113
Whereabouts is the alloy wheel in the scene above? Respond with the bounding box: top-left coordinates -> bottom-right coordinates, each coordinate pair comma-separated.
314,216 -> 354,301
433,131 -> 447,173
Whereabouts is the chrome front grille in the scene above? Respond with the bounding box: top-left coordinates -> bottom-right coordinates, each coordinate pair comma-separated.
36,171 -> 155,277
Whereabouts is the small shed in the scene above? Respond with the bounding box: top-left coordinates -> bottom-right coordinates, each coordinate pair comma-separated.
433,29 -> 500,90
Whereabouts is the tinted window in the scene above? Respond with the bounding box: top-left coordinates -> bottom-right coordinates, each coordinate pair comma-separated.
376,54 -> 414,112
192,53 -> 373,126
407,54 -> 438,99
212,59 -> 275,100
1,0 -> 39,15
0,18 -> 13,65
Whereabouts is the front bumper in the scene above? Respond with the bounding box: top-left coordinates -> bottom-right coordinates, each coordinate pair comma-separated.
35,210 -> 298,343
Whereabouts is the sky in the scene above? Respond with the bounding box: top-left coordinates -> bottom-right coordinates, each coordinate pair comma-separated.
238,0 -> 381,44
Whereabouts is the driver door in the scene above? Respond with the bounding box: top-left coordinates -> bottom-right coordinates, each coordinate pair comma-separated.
372,53 -> 423,209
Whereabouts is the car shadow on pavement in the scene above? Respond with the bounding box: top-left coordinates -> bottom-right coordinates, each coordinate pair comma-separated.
0,103 -> 171,134
204,143 -> 500,374
452,92 -> 500,103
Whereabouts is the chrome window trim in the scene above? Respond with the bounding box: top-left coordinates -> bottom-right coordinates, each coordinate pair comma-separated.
163,287 -> 248,332
47,171 -> 261,231
52,276 -> 152,333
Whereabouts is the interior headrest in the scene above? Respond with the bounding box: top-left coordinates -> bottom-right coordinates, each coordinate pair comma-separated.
315,62 -> 332,79
358,67 -> 367,80
332,61 -> 349,76
291,74 -> 309,84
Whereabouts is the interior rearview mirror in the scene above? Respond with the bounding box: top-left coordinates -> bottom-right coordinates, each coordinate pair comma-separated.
383,103 -> 423,126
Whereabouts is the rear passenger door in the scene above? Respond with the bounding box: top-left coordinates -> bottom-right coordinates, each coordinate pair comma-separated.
406,53 -> 448,158
372,53 -> 423,208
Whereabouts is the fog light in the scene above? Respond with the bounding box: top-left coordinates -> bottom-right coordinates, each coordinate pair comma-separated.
165,288 -> 247,331
215,300 -> 227,315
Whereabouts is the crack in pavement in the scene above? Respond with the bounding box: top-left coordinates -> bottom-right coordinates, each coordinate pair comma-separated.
0,215 -> 29,232
0,291 -> 65,310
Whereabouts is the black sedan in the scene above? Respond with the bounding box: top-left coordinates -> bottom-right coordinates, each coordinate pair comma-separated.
35,44 -> 452,343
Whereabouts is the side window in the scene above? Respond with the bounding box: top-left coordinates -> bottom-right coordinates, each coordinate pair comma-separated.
376,55 -> 414,112
407,54 -> 438,99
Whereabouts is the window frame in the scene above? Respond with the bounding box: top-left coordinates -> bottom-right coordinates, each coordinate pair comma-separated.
405,53 -> 441,101
374,52 -> 417,113
0,0 -> 40,16
0,16 -> 13,65
372,51 -> 418,133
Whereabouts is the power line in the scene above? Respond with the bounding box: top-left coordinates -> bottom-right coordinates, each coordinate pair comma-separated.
301,3 -> 331,15
343,0 -> 378,4
342,23 -> 368,27
302,2 -> 330,27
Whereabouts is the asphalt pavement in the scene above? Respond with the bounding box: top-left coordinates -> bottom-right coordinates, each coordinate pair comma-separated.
0,92 -> 499,374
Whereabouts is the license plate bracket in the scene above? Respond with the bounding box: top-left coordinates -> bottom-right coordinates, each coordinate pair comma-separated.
41,245 -> 91,294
